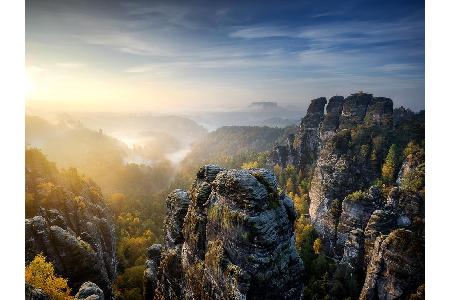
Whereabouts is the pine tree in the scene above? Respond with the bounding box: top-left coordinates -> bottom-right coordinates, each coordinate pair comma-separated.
382,144 -> 399,184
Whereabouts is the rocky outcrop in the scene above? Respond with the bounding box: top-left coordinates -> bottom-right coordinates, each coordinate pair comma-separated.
143,244 -> 163,300
335,187 -> 382,255
339,228 -> 365,272
308,130 -> 359,254
25,165 -> 117,298
363,210 -> 397,267
321,96 -> 344,135
339,92 -> 374,130
25,284 -> 48,300
271,94 -> 395,252
25,281 -> 105,300
146,165 -> 304,299
359,229 -> 424,300
75,282 -> 105,300
269,92 -> 424,299
308,93 -> 393,254
293,97 -> 327,174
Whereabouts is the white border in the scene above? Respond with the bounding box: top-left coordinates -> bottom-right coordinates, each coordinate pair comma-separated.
426,0 -> 450,298
0,0 -> 25,296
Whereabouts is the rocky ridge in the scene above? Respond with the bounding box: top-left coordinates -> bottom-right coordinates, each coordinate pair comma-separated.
270,92 -> 424,299
144,165 -> 304,299
25,150 -> 117,298
26,281 -> 105,300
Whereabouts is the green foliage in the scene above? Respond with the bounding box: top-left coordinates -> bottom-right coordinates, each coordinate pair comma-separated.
382,144 -> 400,184
113,265 -> 146,300
403,141 -> 422,157
398,141 -> 425,192
25,148 -> 161,300
304,272 -> 332,300
330,199 -> 343,222
392,109 -> 425,147
400,161 -> 425,192
330,265 -> 364,300
116,212 -> 156,267
25,148 -> 104,218
294,217 -> 315,270
346,190 -> 365,202
291,193 -> 309,215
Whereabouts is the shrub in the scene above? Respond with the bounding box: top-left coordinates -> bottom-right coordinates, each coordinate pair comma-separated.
382,144 -> 400,184
241,161 -> 259,170
113,265 -> 146,300
25,254 -> 73,300
346,190 -> 364,202
313,238 -> 322,255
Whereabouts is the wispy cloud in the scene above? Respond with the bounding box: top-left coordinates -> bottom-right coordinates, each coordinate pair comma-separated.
373,64 -> 421,72
229,19 -> 423,45
229,27 -> 292,39
26,0 -> 424,110
56,62 -> 85,69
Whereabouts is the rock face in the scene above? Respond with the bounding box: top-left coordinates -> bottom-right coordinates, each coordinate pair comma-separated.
75,282 -> 105,300
26,281 -> 105,300
143,244 -> 163,300
269,92 -> 424,299
25,155 -> 117,298
359,229 -> 424,300
308,93 -> 393,254
25,207 -> 116,298
25,284 -> 48,300
145,165 -> 304,299
321,96 -> 344,134
335,187 -> 382,255
293,97 -> 327,174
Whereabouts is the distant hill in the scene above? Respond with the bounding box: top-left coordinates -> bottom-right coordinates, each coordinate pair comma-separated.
249,101 -> 279,110
174,125 -> 296,186
59,112 -> 208,145
184,125 -> 294,163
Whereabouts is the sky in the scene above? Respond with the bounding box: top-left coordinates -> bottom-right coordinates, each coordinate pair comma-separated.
26,0 -> 424,113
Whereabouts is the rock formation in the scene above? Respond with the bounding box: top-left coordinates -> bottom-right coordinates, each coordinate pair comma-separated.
25,284 -> 48,300
293,97 -> 327,174
359,229 -> 424,300
75,282 -> 105,300
145,165 -> 304,299
308,93 -> 393,253
25,206 -> 116,298
269,92 -> 424,299
25,281 -> 105,300
25,152 -> 117,298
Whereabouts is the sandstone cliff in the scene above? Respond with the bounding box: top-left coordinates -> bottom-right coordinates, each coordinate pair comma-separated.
269,92 -> 424,299
144,165 -> 304,299
25,149 -> 117,298
26,281 -> 105,300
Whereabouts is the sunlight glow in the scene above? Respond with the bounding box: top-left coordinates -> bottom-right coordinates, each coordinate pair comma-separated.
25,73 -> 34,95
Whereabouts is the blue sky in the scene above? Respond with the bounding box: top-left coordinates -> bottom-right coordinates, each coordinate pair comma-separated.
26,0 -> 424,112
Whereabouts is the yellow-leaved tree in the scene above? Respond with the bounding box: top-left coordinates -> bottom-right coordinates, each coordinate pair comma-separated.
25,254 -> 74,300
313,238 -> 322,255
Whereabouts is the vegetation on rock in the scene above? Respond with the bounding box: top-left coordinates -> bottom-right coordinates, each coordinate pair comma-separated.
25,254 -> 73,300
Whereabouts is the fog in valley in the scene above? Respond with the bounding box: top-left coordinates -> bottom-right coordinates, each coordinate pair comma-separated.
26,100 -> 304,169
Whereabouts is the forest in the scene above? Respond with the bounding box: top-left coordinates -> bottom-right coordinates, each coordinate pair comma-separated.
25,103 -> 424,299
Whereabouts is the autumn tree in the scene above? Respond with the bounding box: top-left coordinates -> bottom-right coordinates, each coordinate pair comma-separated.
313,238 -> 322,255
285,178 -> 294,194
25,254 -> 73,300
241,161 -> 259,170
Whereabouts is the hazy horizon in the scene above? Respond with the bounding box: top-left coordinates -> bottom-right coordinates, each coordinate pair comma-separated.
26,0 -> 424,113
